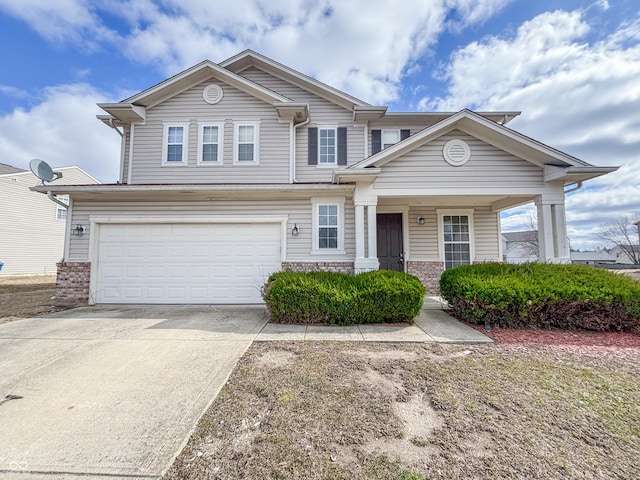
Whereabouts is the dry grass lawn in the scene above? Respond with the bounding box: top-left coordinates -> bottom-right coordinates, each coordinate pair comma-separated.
165,341 -> 640,480
0,275 -> 67,324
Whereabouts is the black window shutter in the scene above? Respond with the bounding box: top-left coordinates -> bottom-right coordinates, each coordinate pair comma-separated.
400,129 -> 410,140
337,127 -> 347,165
308,127 -> 318,165
371,129 -> 381,154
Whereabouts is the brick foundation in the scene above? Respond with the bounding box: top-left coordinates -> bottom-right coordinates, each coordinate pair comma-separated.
55,262 -> 91,306
407,261 -> 445,294
281,261 -> 354,274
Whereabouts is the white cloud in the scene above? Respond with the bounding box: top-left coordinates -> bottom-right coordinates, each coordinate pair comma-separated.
424,9 -> 640,250
0,84 -> 121,183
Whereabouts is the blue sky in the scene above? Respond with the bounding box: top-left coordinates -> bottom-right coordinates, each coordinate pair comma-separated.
1,0 -> 638,249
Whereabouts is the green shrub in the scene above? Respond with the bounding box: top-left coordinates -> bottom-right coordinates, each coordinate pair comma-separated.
263,270 -> 426,325
439,263 -> 640,332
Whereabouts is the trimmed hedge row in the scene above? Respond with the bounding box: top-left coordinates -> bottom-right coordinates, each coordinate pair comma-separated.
262,270 -> 426,325
439,263 -> 640,332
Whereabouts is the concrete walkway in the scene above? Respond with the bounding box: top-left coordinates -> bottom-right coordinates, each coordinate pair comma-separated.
256,296 -> 492,344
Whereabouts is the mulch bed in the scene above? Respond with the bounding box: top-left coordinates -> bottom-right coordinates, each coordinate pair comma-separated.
467,322 -> 640,358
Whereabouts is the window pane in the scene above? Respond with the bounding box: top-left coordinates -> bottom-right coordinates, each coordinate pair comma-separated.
319,128 -> 336,164
203,126 -> 218,143
319,227 -> 338,249
238,125 -> 254,143
167,144 -> 183,161
202,144 -> 217,162
168,126 -> 183,143
238,144 -> 254,161
382,130 -> 400,148
443,215 -> 470,269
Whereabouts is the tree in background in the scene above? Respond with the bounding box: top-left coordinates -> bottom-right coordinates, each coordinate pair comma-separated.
597,214 -> 640,265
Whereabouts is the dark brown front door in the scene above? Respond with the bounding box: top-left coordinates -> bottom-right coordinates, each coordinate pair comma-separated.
377,213 -> 404,271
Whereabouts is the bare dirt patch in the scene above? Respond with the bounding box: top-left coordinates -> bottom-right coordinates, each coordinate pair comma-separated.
0,275 -> 68,324
165,341 -> 640,480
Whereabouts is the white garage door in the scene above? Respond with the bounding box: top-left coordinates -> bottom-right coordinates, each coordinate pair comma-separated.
95,223 -> 281,304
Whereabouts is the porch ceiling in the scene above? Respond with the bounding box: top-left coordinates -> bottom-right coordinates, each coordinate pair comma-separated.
377,194 -> 536,211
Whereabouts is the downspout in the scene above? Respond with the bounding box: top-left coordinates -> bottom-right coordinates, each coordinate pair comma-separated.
291,116 -> 310,183
47,191 -> 69,209
564,181 -> 583,194
107,118 -> 126,183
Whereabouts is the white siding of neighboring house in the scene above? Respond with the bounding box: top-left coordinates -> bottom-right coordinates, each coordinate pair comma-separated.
129,78 -> 290,184
66,196 -> 356,263
374,131 -> 544,191
0,167 -> 99,275
239,66 -> 365,183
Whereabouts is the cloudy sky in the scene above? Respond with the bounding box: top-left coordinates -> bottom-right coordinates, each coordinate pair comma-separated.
1,0 -> 638,249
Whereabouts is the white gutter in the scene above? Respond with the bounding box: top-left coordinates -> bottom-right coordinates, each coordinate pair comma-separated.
47,190 -> 69,209
291,116 -> 310,183
564,181 -> 583,194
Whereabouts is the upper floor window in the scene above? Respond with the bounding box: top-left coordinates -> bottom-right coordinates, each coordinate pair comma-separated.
234,122 -> 259,165
56,195 -> 69,220
319,128 -> 337,165
162,123 -> 189,165
382,130 -> 400,149
197,122 -> 224,165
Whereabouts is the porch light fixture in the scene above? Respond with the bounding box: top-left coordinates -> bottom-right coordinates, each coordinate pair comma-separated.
417,217 -> 425,225
72,224 -> 84,236
291,224 -> 299,236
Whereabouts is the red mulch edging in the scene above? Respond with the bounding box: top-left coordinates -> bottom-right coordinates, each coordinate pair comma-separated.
466,322 -> 640,358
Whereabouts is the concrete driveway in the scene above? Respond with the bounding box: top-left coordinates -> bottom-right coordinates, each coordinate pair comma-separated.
0,305 -> 268,479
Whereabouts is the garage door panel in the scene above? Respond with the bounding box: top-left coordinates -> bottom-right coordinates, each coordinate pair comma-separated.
95,223 -> 281,304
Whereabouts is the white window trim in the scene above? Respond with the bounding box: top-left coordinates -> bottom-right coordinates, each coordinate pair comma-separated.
311,196 -> 346,255
436,209 -> 475,267
56,195 -> 69,220
197,121 -> 224,165
233,121 -> 260,165
162,123 -> 189,166
317,126 -> 338,167
382,129 -> 400,149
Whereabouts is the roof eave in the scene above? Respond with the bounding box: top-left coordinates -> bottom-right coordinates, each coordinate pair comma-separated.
332,168 -> 381,184
96,104 -> 146,124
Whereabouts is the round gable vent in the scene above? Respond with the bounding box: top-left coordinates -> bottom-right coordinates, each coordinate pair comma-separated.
443,139 -> 471,166
203,84 -> 223,105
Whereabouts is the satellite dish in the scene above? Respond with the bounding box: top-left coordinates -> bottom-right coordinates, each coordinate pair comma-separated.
29,159 -> 62,184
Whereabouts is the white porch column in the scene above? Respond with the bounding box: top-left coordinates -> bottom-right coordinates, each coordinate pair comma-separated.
536,199 -> 555,261
367,204 -> 377,260
552,203 -> 570,261
354,182 -> 379,272
355,204 -> 365,260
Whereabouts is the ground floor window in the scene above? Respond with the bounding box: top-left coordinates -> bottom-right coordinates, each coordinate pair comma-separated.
439,211 -> 473,269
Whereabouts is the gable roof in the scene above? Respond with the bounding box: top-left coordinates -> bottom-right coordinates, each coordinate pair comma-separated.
99,59 -> 299,125
0,163 -> 26,175
336,109 -> 618,185
221,49 -> 372,111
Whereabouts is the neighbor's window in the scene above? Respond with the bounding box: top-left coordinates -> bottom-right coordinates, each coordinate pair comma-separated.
319,128 -> 336,165
442,214 -> 471,269
234,122 -> 259,164
198,123 -> 223,164
382,129 -> 400,149
311,197 -> 345,253
56,195 -> 69,220
162,123 -> 189,164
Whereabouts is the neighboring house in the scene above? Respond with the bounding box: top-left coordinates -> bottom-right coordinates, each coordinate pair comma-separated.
502,230 -> 538,263
1,163 -> 99,275
570,250 -> 619,266
32,50 -> 618,305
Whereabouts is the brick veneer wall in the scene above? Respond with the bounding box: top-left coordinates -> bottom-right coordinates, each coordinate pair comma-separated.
281,261 -> 354,274
407,261 -> 445,293
55,262 -> 91,306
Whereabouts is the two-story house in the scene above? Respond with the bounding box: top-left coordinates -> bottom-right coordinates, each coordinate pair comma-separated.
34,50 -> 617,305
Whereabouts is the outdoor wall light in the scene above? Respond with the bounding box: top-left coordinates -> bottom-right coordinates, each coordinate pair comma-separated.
72,224 -> 84,236
291,224 -> 299,236
417,217 -> 425,225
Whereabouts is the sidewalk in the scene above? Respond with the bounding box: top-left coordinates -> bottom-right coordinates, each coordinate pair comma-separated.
255,296 -> 492,344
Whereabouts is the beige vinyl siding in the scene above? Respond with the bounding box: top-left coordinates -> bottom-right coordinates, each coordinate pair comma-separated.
375,131 -> 544,190
240,67 -> 365,183
68,196 -> 355,262
130,78 -> 289,184
408,205 -> 500,262
0,167 -> 98,275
